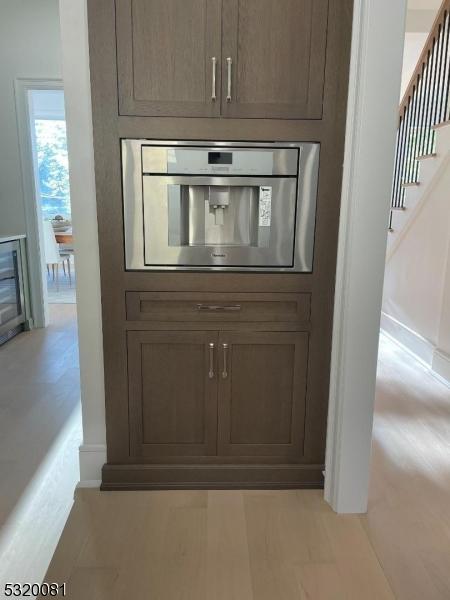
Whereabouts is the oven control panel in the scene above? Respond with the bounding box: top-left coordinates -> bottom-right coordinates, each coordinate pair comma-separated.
141,145 -> 298,176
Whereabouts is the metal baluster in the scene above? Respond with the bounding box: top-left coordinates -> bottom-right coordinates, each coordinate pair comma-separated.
391,115 -> 404,209
439,11 -> 450,122
407,82 -> 419,183
413,73 -> 423,181
426,37 -> 438,154
418,52 -> 431,158
423,45 -> 435,157
415,62 -> 427,164
396,106 -> 409,207
433,24 -> 445,129
400,96 -> 413,207
429,23 -> 444,157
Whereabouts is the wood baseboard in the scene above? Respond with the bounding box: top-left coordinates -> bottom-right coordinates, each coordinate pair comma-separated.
101,463 -> 324,490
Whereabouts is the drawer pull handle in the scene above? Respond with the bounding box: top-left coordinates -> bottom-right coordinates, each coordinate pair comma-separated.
197,304 -> 241,312
208,342 -> 215,379
222,343 -> 229,379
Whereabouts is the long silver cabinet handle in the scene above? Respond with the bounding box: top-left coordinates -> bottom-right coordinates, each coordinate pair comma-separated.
211,57 -> 217,101
208,342 -> 215,379
226,57 -> 232,102
222,343 -> 229,379
197,304 -> 241,312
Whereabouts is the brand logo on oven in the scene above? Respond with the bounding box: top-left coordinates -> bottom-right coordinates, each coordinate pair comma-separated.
211,252 -> 227,258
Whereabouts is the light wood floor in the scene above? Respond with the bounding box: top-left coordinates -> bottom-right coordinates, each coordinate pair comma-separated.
0,305 -> 82,588
365,334 -> 450,600
44,488 -> 394,600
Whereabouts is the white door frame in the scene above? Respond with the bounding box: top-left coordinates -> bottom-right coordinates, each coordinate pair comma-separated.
14,77 -> 64,328
324,0 -> 407,512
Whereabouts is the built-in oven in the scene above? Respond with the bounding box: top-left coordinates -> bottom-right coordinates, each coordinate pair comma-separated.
122,140 -> 320,272
0,240 -> 26,344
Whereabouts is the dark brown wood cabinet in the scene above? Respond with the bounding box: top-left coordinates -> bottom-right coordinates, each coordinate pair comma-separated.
221,0 -> 328,119
115,0 -> 329,119
217,331 -> 308,457
127,329 -> 308,461
128,330 -> 218,458
88,0 -> 353,489
116,0 -> 222,117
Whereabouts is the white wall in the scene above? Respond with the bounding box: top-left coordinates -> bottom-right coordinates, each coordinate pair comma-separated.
401,33 -> 428,97
58,0 -> 106,484
382,158 -> 450,382
0,0 -> 62,236
401,3 -> 440,99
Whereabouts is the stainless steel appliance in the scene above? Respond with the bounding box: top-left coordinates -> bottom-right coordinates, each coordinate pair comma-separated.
122,140 -> 320,272
0,239 -> 26,345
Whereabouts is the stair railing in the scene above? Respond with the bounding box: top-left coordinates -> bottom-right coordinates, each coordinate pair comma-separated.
390,0 -> 450,230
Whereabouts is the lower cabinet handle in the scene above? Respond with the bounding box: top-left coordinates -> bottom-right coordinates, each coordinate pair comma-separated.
208,342 -> 215,379
222,343 -> 229,379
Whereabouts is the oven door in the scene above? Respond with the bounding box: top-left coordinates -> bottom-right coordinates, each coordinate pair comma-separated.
141,176 -> 297,269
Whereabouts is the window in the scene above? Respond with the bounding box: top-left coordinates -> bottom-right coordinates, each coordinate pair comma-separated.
34,118 -> 70,220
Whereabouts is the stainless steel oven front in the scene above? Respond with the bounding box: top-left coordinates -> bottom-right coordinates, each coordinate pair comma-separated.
122,140 -> 319,272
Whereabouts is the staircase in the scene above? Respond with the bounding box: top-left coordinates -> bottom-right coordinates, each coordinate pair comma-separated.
388,0 -> 450,254
387,120 -> 450,258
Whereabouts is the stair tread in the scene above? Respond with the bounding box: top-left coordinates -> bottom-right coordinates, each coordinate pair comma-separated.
416,153 -> 437,160
432,120 -> 450,130
401,181 -> 420,188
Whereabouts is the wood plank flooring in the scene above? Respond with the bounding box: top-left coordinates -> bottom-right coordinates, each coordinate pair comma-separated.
44,488 -> 394,600
364,334 -> 450,600
0,305 -> 82,587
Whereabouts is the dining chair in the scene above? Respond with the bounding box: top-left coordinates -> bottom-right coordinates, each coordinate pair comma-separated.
42,220 -> 72,290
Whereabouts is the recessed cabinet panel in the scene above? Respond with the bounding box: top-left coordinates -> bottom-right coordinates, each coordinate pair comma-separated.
126,292 -> 311,323
115,0 -> 329,119
127,331 -> 219,457
116,0 -> 222,117
218,331 -> 308,457
222,0 -> 329,119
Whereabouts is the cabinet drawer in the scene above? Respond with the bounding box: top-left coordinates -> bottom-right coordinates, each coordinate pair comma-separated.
126,292 -> 311,323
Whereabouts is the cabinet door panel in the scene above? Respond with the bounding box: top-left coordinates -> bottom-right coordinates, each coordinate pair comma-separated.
218,331 -> 308,457
128,331 -> 218,457
222,0 -> 328,119
116,0 -> 221,117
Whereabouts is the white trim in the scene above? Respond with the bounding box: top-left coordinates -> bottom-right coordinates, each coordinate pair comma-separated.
78,444 -> 107,485
380,323 -> 450,388
76,480 -> 102,489
325,0 -> 408,513
432,349 -> 450,387
14,78 -> 64,328
59,0 -> 107,486
380,312 -> 435,366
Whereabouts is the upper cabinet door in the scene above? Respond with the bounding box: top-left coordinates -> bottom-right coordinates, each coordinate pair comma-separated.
221,0 -> 329,119
116,0 -> 222,117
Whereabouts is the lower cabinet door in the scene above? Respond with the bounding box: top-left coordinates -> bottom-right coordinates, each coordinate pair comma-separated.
217,331 -> 309,458
127,331 -> 218,458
